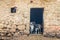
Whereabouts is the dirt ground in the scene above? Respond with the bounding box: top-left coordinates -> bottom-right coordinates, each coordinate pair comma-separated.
4,34 -> 60,40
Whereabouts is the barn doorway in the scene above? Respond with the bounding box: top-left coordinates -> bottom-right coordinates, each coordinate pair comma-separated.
30,8 -> 44,34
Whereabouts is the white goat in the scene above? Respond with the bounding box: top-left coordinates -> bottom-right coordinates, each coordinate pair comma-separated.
30,22 -> 35,34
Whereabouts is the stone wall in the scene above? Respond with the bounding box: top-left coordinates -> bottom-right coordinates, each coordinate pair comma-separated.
0,0 -> 60,36
0,0 -> 30,33
44,0 -> 60,37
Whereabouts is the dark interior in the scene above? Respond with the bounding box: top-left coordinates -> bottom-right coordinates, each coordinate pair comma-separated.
30,8 -> 44,34
11,7 -> 16,13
